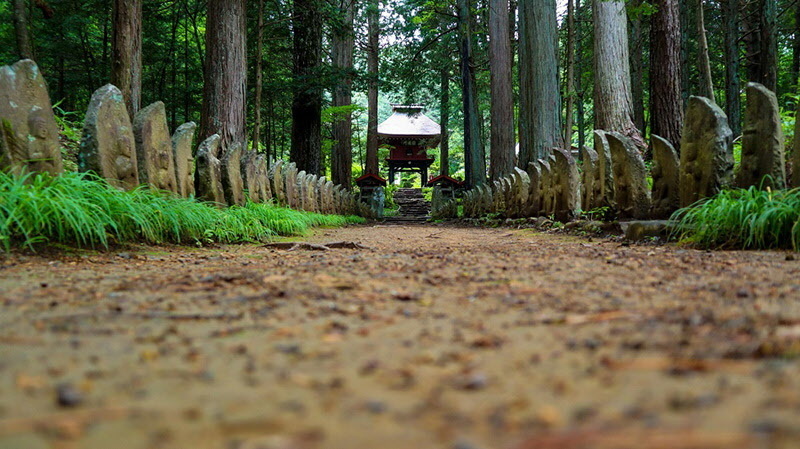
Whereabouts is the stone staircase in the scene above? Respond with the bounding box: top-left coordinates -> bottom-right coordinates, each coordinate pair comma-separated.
384,188 -> 430,224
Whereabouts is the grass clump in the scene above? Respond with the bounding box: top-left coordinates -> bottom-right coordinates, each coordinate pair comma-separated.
672,186 -> 800,251
0,171 -> 365,251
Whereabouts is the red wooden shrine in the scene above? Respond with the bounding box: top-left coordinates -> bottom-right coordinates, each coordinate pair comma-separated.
377,105 -> 441,184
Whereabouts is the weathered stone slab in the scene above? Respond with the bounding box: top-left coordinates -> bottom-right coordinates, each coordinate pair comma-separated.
794,100 -> 800,188
735,82 -> 786,189
580,145 -> 602,211
306,174 -> 318,212
512,168 -> 530,218
78,84 -> 138,190
284,163 -> 298,209
316,177 -> 327,212
172,122 -> 196,197
651,135 -> 680,219
195,134 -> 225,206
220,142 -> 244,206
679,96 -> 734,207
324,181 -> 335,214
607,132 -> 651,219
296,170 -> 307,210
133,102 -> 178,193
539,158 -> 554,215
256,155 -> 272,202
0,59 -> 63,176
593,130 -> 614,208
269,160 -> 285,204
526,161 -> 542,216
552,148 -> 581,221
241,150 -> 260,203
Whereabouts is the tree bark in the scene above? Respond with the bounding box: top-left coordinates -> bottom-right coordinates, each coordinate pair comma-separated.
291,0 -> 323,175
489,0 -> 515,180
200,0 -> 247,151
440,67 -> 450,177
519,0 -> 562,166
111,0 -> 142,118
793,2 -> 800,90
332,0 -> 355,188
252,0 -> 264,152
458,0 -> 487,188
744,0 -> 777,93
13,0 -> 33,60
650,0 -> 684,151
366,0 -> 380,176
629,0 -> 646,135
564,0 -> 576,148
696,0 -> 715,102
593,0 -> 644,148
679,0 -> 690,107
575,0 -> 586,153
723,0 -> 742,137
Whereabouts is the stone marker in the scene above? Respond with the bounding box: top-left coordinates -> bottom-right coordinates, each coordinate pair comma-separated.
195,134 -> 225,205
539,158 -> 554,215
78,84 -> 138,190
679,96 -> 734,207
651,135 -> 680,219
220,142 -> 244,206
0,59 -> 63,175
133,102 -> 178,193
526,161 -> 542,216
607,132 -> 651,219
580,145 -> 602,211
284,163 -> 298,209
241,150 -> 260,203
172,122 -> 196,197
552,147 -> 581,221
593,130 -> 614,208
735,82 -> 786,189
795,100 -> 800,188
256,155 -> 272,202
269,160 -> 285,204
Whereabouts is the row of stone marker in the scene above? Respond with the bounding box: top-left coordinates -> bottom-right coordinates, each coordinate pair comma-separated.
462,82 -> 794,221
0,59 -> 358,216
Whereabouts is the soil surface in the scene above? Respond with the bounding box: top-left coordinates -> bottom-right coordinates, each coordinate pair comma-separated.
1,224 -> 799,449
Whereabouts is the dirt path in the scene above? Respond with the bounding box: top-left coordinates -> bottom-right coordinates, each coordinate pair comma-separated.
1,225 -> 799,449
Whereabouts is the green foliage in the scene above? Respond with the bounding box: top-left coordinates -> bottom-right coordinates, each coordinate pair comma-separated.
0,171 -> 364,252
53,101 -> 82,173
672,186 -> 800,251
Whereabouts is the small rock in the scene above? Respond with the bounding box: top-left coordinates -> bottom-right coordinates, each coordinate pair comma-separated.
365,400 -> 387,414
56,383 -> 84,408
454,373 -> 488,391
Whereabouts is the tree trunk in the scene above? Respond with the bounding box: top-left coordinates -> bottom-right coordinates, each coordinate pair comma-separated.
650,0 -> 684,151
291,0 -> 323,175
440,67 -> 450,177
744,0 -> 777,93
723,0 -> 742,137
629,0 -> 646,135
201,0 -> 247,150
13,0 -> 33,60
252,0 -> 264,152
111,0 -> 142,118
366,0 -> 380,176
696,0 -> 715,102
332,0 -> 355,188
489,0 -> 515,181
458,0 -> 486,188
593,0 -> 644,148
575,0 -> 586,153
793,2 -> 800,90
679,0 -> 690,107
519,0 -> 562,166
564,0 -> 576,148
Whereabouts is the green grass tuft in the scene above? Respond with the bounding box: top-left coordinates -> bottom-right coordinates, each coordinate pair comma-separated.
672,186 -> 800,251
0,171 -> 365,251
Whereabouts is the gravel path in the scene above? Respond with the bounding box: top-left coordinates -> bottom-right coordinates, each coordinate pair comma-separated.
1,225 -> 799,449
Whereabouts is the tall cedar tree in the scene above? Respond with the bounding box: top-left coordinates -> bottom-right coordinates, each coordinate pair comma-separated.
593,0 -> 644,148
489,0 -> 515,180
724,0 -> 741,136
365,0 -> 380,176
111,0 -> 142,118
650,0 -> 683,150
458,0 -> 487,188
696,0 -> 715,102
440,66 -> 450,176
519,0 -> 561,166
292,0 -> 324,175
200,0 -> 247,150
744,0 -> 777,93
252,0 -> 265,152
12,0 -> 33,59
331,0 -> 355,188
